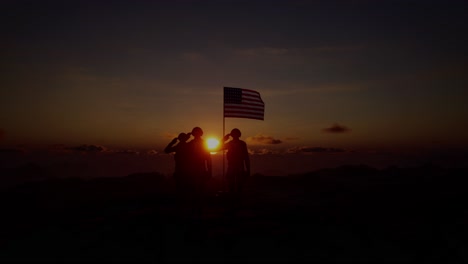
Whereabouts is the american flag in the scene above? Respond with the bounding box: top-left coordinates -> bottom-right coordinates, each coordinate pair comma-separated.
224,87 -> 265,120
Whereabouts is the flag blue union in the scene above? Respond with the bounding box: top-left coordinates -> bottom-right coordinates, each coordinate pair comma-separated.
224,87 -> 264,120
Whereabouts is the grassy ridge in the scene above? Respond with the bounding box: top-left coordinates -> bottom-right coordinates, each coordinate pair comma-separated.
1,165 -> 467,261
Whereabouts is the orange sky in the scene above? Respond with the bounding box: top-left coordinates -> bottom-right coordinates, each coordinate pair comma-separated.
1,1 -> 468,155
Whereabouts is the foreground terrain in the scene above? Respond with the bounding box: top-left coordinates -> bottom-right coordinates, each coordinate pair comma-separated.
1,165 -> 467,261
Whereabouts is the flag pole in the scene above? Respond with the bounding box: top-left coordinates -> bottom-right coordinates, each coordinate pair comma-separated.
222,88 -> 226,192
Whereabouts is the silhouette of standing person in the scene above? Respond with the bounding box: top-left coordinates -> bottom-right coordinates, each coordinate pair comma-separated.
186,127 -> 212,216
164,132 -> 191,197
187,127 -> 212,190
222,128 -> 250,194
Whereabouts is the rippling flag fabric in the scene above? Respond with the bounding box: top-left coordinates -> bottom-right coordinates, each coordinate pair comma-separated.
224,87 -> 265,120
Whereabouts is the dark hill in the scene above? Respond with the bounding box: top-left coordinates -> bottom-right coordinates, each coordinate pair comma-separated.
1,165 -> 467,261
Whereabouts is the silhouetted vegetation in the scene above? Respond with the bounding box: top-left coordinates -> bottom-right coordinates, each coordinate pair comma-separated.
1,164 -> 467,261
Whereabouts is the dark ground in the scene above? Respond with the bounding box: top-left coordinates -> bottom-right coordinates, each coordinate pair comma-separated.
1,164 -> 468,262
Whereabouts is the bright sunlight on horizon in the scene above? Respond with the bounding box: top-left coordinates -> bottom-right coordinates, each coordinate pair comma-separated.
206,138 -> 220,154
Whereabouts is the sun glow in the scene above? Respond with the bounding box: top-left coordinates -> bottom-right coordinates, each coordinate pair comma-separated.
206,138 -> 220,152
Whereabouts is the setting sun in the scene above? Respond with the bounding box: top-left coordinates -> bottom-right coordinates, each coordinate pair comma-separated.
206,138 -> 220,151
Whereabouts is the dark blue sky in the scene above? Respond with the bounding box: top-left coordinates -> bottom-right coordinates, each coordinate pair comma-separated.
1,0 -> 467,150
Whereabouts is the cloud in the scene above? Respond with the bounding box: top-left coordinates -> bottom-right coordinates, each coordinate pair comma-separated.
47,144 -> 73,154
67,144 -> 108,152
287,146 -> 346,154
112,149 -> 140,155
247,135 -> 283,145
146,149 -> 159,155
285,137 -> 300,141
322,123 -> 351,133
0,128 -> 4,141
248,148 -> 279,155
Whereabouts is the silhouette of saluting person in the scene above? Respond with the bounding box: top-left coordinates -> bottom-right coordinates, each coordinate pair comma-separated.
181,127 -> 212,217
187,127 -> 212,193
164,132 -> 192,195
222,128 -> 250,194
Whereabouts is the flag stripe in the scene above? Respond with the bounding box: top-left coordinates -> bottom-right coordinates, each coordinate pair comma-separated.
224,110 -> 264,116
240,88 -> 262,94
243,97 -> 263,103
225,102 -> 264,108
242,95 -> 263,104
243,91 -> 262,98
224,104 -> 264,111
238,101 -> 263,107
224,113 -> 264,120
225,111 -> 264,116
224,87 -> 264,120
243,94 -> 262,99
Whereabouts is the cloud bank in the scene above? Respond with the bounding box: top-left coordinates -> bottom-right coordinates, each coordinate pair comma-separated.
248,148 -> 278,155
67,144 -> 108,152
247,135 -> 283,145
288,146 -> 346,154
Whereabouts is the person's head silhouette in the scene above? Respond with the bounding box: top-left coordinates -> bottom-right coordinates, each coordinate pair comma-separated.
230,128 -> 241,139
191,127 -> 203,138
178,133 -> 190,143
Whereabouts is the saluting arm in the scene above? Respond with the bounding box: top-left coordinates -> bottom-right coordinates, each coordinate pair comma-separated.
164,138 -> 178,153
